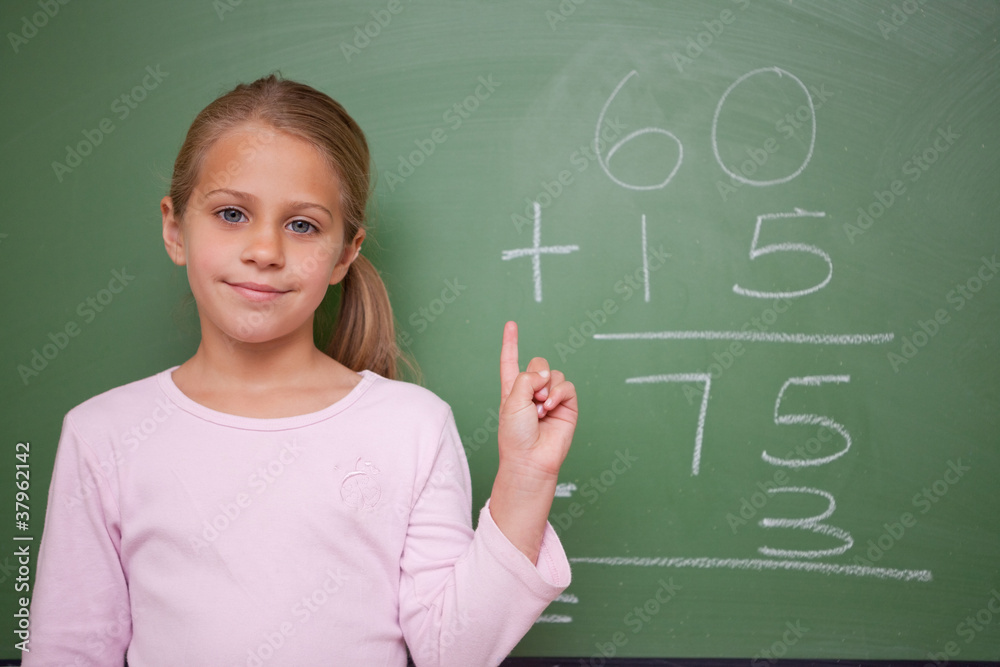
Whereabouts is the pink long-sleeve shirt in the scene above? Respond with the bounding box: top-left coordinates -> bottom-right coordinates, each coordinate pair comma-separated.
23,368 -> 570,666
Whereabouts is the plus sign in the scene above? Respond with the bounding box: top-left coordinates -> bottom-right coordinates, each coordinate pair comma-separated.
501,202 -> 580,302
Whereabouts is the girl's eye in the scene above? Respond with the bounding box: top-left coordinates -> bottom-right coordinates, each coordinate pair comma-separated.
287,220 -> 316,234
219,208 -> 245,224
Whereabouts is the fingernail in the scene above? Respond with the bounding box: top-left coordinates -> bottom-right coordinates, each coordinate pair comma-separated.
538,387 -> 549,400
539,370 -> 550,379
537,404 -> 545,417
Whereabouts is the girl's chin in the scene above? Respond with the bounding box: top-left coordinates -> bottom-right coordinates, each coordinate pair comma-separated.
214,325 -> 310,348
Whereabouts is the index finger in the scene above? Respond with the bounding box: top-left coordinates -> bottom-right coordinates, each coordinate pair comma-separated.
500,320 -> 519,402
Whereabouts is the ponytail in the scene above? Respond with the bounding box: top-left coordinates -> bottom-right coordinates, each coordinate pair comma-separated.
326,254 -> 406,380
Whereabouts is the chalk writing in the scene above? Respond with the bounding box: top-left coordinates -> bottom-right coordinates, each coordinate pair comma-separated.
763,375 -> 852,468
626,374 -> 711,476
501,201 -> 579,302
732,209 -> 833,299
712,67 -> 816,186
595,331 -> 893,344
596,70 -> 683,191
758,487 -> 854,559
640,214 -> 651,302
570,557 -> 931,582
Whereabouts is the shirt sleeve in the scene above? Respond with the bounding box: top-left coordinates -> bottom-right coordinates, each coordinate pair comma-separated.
398,409 -> 571,667
22,412 -> 132,665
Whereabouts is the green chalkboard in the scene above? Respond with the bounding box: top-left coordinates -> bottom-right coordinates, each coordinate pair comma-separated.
2,0 -> 999,662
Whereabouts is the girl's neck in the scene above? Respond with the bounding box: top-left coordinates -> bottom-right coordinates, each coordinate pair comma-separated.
171,329 -> 362,419
185,333 -> 322,386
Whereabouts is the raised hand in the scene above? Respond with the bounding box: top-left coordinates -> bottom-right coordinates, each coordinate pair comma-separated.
498,321 -> 578,482
491,321 -> 578,563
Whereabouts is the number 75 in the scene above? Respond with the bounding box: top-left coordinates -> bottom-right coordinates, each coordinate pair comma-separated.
626,373 -> 851,475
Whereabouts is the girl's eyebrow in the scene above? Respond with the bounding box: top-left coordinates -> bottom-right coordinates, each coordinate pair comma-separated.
203,187 -> 253,201
203,188 -> 334,218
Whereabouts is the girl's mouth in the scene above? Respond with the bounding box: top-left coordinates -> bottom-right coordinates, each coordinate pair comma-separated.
227,281 -> 289,302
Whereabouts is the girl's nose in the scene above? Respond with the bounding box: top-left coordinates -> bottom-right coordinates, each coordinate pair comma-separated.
241,222 -> 284,267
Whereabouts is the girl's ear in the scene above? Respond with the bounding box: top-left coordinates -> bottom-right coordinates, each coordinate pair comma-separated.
329,228 -> 366,286
161,196 -> 187,266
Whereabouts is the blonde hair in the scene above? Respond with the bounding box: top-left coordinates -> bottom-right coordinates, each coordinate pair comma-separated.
167,73 -> 405,379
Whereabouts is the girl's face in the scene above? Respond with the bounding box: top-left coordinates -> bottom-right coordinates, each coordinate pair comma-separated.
161,123 -> 364,347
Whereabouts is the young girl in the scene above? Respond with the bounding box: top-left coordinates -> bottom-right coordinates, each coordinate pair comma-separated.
25,74 -> 576,666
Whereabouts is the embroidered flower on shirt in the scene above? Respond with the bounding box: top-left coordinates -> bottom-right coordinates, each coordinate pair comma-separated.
340,457 -> 381,510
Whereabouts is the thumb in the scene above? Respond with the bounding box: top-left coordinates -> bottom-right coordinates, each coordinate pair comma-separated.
502,369 -> 550,415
